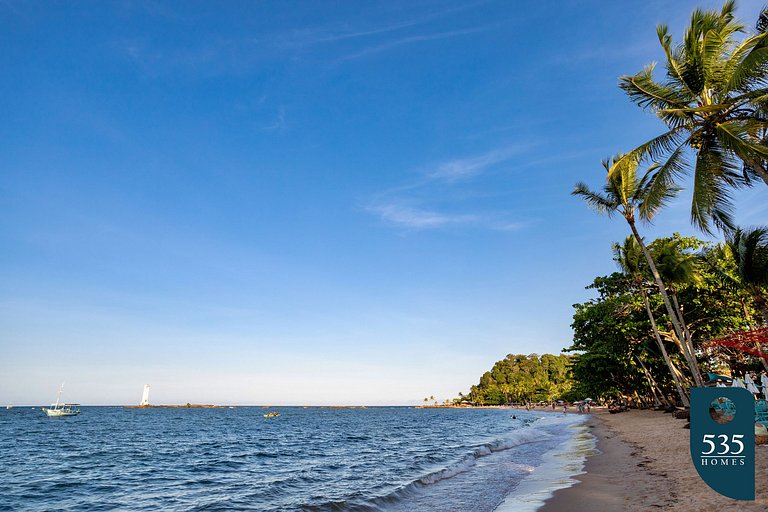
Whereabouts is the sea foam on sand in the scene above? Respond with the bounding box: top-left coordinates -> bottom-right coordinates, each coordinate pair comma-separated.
494,416 -> 597,512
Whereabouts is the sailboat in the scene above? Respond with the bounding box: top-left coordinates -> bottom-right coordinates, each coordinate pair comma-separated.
42,383 -> 80,417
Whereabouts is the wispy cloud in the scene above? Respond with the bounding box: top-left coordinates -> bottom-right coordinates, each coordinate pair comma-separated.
341,24 -> 500,60
277,1 -> 493,49
114,2 -> 507,76
261,107 -> 286,132
367,202 -> 480,229
427,145 -> 522,182
366,200 -> 530,232
365,143 -> 533,231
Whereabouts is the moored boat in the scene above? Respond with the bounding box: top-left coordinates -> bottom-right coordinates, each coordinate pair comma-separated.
42,384 -> 80,417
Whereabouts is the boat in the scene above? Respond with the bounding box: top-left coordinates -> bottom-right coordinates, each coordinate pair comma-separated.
5,405 -> 11,410
263,411 -> 280,418
42,384 -> 80,418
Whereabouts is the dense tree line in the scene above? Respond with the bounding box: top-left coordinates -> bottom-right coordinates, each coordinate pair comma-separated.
464,354 -> 573,405
566,233 -> 766,404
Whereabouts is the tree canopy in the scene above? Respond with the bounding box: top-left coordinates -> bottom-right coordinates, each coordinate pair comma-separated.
463,353 -> 573,405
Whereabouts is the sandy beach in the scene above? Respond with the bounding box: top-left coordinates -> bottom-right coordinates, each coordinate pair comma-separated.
540,409 -> 768,511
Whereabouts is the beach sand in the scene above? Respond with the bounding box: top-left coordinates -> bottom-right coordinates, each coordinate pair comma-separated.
539,409 -> 768,511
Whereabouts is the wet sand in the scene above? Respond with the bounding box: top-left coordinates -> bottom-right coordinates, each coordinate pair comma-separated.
539,409 -> 768,511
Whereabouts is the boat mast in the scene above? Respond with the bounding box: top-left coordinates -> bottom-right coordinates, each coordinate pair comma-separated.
55,382 -> 64,408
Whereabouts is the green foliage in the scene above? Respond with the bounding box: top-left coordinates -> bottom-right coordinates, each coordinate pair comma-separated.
464,353 -> 573,405
619,1 -> 768,232
567,278 -> 658,400
567,233 -> 764,402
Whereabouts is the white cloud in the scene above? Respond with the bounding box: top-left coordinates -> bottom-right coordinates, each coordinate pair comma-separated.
427,146 -> 521,181
368,202 -> 479,229
365,144 -> 532,231
341,24 -> 499,60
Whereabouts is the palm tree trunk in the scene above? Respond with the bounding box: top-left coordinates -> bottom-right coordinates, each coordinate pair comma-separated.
640,288 -> 690,406
635,355 -> 670,406
670,291 -> 705,386
627,220 -> 704,387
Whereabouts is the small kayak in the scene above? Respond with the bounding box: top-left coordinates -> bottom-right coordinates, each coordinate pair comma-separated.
264,412 -> 280,418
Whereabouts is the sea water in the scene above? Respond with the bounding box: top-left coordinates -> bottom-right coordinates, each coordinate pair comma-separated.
0,407 -> 593,511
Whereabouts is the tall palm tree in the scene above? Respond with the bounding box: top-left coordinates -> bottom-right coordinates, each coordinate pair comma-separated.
573,155 -> 705,387
649,237 -> 706,383
726,226 -> 768,324
614,236 -> 690,406
618,1 -> 768,232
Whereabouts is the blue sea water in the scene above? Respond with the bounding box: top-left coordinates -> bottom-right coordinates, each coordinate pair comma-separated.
0,407 -> 592,511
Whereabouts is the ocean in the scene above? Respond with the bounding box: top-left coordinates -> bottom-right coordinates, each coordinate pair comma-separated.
0,407 -> 594,511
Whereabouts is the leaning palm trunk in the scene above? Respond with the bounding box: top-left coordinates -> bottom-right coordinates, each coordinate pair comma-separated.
669,291 -> 705,386
635,355 -> 671,406
628,220 -> 705,387
640,287 -> 690,406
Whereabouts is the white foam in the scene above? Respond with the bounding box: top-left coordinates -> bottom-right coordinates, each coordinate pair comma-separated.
493,418 -> 597,512
418,457 -> 477,484
416,417 -> 564,488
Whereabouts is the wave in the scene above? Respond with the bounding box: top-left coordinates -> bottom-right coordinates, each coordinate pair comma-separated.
417,422 -> 552,486
304,416 -> 565,511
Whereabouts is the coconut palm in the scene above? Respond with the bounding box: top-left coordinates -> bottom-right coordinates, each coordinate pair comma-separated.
726,226 -> 768,324
618,1 -> 768,233
614,236 -> 690,406
649,237 -> 707,382
573,155 -> 705,387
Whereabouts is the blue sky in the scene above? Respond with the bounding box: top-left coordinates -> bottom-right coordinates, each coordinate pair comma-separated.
1,1 -> 766,405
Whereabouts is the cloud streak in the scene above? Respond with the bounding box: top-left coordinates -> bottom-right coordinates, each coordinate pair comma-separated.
341,24 -> 500,60
277,1 -> 493,49
367,202 -> 480,229
427,146 -> 522,182
365,144 -> 531,231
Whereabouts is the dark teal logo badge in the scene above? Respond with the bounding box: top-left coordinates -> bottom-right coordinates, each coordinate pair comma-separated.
690,387 -> 754,500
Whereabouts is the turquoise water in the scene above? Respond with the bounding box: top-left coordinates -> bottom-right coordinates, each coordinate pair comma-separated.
0,407 -> 589,511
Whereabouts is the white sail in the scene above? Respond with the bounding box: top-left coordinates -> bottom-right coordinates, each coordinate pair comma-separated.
140,384 -> 150,406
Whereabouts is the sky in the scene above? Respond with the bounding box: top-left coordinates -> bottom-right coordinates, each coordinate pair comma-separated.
1,1 -> 767,406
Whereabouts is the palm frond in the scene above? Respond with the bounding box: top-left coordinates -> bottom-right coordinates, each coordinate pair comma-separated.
758,6 -> 768,34
716,120 -> 768,184
658,24 -> 701,97
727,226 -> 768,287
611,128 -> 689,174
637,164 -> 682,222
572,182 -> 619,217
727,32 -> 768,92
619,64 -> 692,112
690,149 -> 737,233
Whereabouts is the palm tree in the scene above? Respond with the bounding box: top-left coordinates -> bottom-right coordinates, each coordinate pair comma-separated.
618,1 -> 768,232
726,226 -> 768,324
649,237 -> 706,383
614,236 -> 690,406
573,155 -> 705,387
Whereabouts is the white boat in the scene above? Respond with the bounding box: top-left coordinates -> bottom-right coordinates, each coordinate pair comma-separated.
42,384 -> 80,417
5,405 -> 11,410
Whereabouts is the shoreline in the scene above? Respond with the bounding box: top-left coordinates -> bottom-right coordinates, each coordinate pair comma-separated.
538,409 -> 768,511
